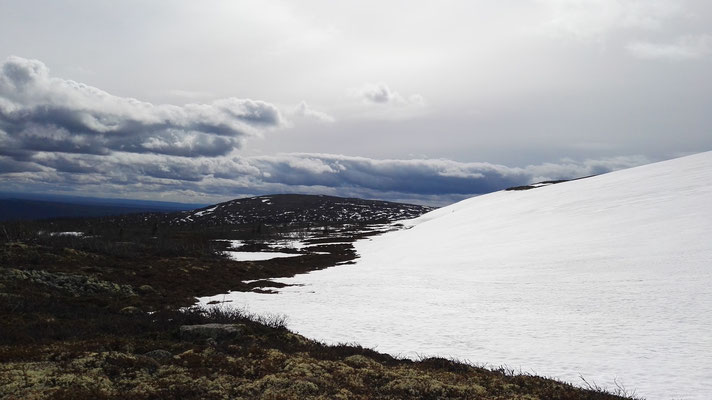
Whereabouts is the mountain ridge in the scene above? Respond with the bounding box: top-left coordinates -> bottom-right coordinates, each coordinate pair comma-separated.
167,193 -> 436,226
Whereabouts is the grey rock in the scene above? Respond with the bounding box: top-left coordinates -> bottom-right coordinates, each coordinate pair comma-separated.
134,355 -> 161,373
119,306 -> 144,315
143,349 -> 173,363
137,284 -> 156,295
0,268 -> 136,297
179,323 -> 245,341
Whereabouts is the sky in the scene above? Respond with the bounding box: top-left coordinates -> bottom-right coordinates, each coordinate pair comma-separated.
0,0 -> 710,206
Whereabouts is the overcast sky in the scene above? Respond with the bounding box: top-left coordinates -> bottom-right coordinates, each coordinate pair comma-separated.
1,0 -> 710,205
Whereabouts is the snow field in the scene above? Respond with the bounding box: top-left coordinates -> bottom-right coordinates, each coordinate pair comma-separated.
199,152 -> 712,400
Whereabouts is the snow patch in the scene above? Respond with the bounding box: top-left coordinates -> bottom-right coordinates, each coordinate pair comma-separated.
193,206 -> 218,217
223,251 -> 302,262
199,152 -> 712,400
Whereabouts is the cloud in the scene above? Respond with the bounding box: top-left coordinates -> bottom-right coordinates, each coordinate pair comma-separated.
0,56 -> 283,158
166,89 -> 214,99
290,101 -> 335,122
0,59 -> 656,206
538,0 -> 682,40
0,149 -> 649,206
248,153 -> 647,197
352,83 -> 425,107
626,34 -> 712,60
359,83 -> 399,104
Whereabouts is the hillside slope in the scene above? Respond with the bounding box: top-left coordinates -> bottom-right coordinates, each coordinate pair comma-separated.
204,151 -> 712,400
362,151 -> 712,267
169,194 -> 434,226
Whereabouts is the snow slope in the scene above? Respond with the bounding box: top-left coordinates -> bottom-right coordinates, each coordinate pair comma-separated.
199,152 -> 712,400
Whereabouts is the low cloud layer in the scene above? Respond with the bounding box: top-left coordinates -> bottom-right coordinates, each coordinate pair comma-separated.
0,56 -> 283,158
0,149 -> 649,206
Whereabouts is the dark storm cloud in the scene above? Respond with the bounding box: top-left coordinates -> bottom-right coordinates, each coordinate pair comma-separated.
0,149 -> 649,206
0,56 -> 283,158
248,153 -> 649,197
0,155 -> 43,173
250,154 -> 518,195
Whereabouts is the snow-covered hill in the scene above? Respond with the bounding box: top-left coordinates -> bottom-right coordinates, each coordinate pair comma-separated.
200,152 -> 712,400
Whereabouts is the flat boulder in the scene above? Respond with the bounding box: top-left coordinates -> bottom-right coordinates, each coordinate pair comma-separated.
143,349 -> 173,363
137,284 -> 156,295
119,306 -> 144,315
179,323 -> 245,341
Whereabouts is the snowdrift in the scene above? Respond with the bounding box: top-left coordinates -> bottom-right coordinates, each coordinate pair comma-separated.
201,151 -> 712,400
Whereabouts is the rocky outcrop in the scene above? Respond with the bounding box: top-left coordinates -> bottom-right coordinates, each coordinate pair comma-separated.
0,268 -> 135,297
179,323 -> 245,341
119,306 -> 144,315
143,349 -> 173,363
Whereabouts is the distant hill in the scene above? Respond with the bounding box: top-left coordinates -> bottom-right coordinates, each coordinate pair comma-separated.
168,194 -> 436,226
0,197 -> 203,222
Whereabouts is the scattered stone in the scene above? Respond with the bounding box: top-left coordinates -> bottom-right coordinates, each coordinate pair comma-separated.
0,268 -> 136,297
143,349 -> 173,363
137,284 -> 155,295
179,323 -> 245,341
135,355 -> 161,373
251,288 -> 278,294
206,299 -> 233,305
344,354 -> 379,369
119,306 -> 144,315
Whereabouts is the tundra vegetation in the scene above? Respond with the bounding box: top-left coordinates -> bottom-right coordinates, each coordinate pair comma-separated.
0,214 -> 639,399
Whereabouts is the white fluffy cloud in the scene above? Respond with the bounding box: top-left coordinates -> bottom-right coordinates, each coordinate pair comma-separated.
352,83 -> 425,107
290,101 -> 334,122
0,56 -> 283,158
